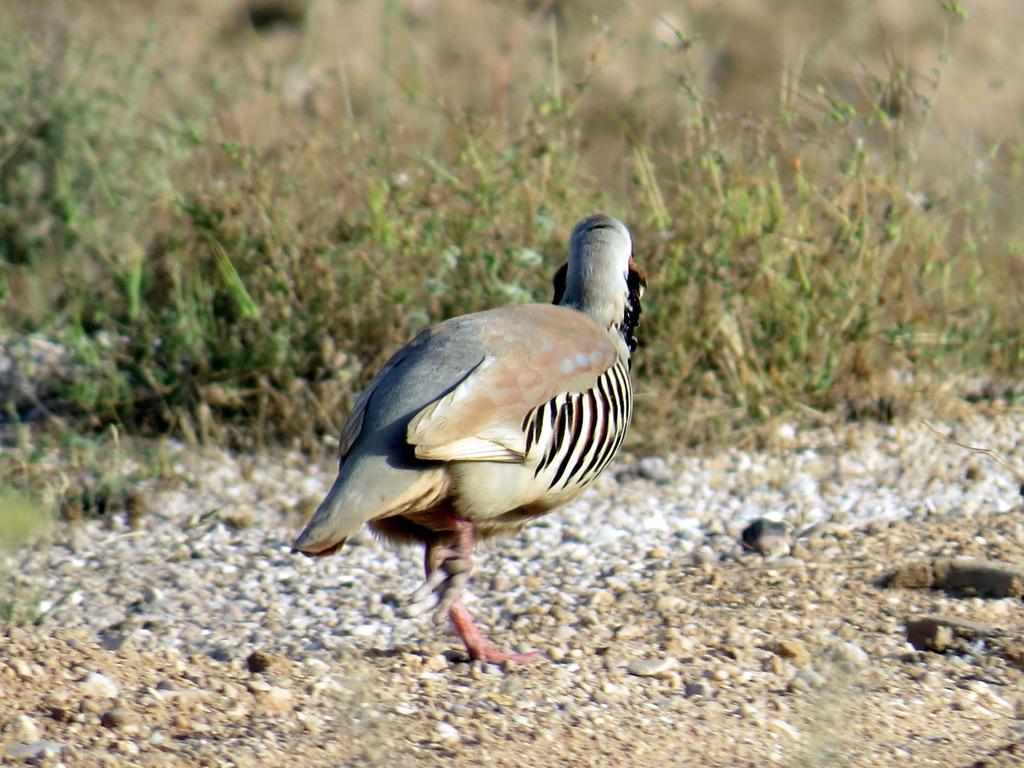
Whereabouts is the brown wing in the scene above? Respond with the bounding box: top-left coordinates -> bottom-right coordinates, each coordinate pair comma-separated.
406,304 -> 620,463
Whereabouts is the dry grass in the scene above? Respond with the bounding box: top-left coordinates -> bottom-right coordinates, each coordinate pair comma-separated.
1,0 -> 1022,454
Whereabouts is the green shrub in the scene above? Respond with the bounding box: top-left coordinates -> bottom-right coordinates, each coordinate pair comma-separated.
1,6 -> 1022,452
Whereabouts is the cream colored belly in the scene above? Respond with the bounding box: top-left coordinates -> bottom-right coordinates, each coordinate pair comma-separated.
447,460 -> 589,537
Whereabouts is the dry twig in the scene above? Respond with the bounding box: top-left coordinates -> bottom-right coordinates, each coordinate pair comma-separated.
920,418 -> 1024,492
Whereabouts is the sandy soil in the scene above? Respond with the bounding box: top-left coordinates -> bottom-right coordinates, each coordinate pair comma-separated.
3,474 -> 1023,766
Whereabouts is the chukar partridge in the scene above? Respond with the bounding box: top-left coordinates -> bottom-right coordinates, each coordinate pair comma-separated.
293,214 -> 645,664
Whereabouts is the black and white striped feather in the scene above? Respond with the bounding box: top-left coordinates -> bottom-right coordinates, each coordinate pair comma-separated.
521,359 -> 633,493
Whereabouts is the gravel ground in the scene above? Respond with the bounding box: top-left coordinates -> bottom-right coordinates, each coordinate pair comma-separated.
3,409 -> 1024,766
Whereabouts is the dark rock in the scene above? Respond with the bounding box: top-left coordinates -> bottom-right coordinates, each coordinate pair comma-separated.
889,558 -> 1024,598
905,615 -> 998,653
740,519 -> 791,557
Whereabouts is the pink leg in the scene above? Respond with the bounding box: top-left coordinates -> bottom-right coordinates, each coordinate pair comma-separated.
448,598 -> 539,665
421,519 -> 538,665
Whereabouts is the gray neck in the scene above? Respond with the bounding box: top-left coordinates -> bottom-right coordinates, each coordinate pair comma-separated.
560,253 -> 629,332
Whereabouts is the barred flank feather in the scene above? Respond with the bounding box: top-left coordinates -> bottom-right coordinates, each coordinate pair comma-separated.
528,359 -> 633,492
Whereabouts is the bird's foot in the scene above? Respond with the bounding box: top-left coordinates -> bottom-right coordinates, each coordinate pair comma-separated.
402,545 -> 472,623
449,599 -> 539,666
465,644 -> 541,666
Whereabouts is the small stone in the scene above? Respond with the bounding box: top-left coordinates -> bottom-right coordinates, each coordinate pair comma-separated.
11,658 -> 34,679
908,622 -> 954,652
788,668 -> 825,693
663,629 -> 695,655
80,698 -> 106,715
296,711 -> 324,734
891,558 -> 1024,598
304,658 -> 331,676
709,666 -> 731,682
424,654 -> 449,672
99,632 -> 128,651
4,740 -> 65,760
247,650 -> 288,675
247,678 -> 272,693
221,682 -> 245,700
13,715 -> 41,741
654,595 -> 685,614
115,739 -> 140,755
769,719 -> 801,740
627,658 -> 678,679
81,671 -> 119,699
350,624 -> 379,638
47,704 -> 73,724
209,646 -> 233,662
831,641 -> 868,668
255,686 -> 293,714
774,639 -> 810,668
589,589 -> 614,607
741,519 -> 791,557
614,624 -> 643,641
887,561 -> 935,589
684,680 -> 713,698
434,722 -> 460,743
100,708 -> 139,729
636,457 -> 672,482
141,586 -> 163,603
738,702 -> 758,719
906,615 -> 998,653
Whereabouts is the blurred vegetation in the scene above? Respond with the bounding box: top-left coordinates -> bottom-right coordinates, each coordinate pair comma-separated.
1,0 -> 1022,457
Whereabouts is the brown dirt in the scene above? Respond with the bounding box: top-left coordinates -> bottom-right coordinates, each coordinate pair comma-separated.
3,506 -> 1023,767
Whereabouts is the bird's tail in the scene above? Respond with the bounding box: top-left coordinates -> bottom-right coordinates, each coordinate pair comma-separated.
292,455 -> 448,557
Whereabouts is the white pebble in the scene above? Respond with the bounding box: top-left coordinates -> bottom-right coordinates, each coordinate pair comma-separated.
82,671 -> 119,699
627,658 -> 678,679
769,719 -> 801,740
434,722 -> 459,743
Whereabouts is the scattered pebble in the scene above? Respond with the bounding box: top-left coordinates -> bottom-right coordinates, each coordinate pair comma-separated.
769,719 -> 801,740
635,457 -> 672,483
684,680 -> 714,699
830,641 -> 869,668
4,741 -> 65,760
627,658 -> 678,679
434,722 -> 460,743
253,686 -> 294,714
12,715 -> 41,741
81,671 -> 119,699
100,708 -> 139,729
424,654 -> 449,672
889,558 -> 1024,598
247,649 -> 289,675
906,615 -> 998,653
773,639 -> 810,669
741,519 -> 791,557
11,658 -> 34,679
788,669 -> 826,693
2,412 -> 1023,765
